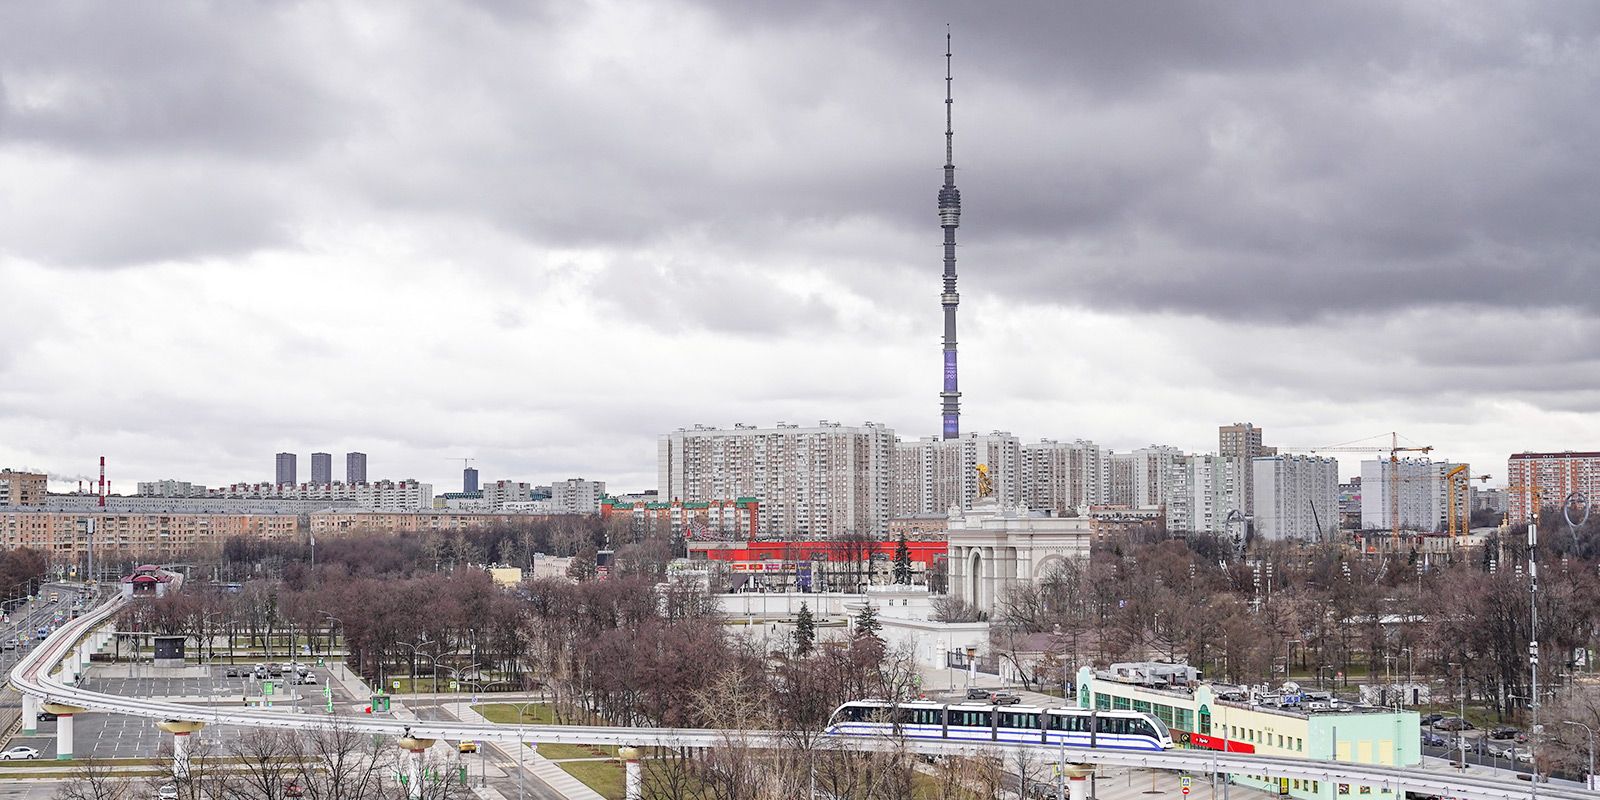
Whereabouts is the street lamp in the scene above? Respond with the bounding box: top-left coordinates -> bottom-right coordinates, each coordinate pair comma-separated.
318,612 -> 341,661
1400,647 -> 1413,706
509,699 -> 542,800
396,640 -> 438,709
1447,662 -> 1466,770
200,610 -> 225,722
1563,721 -> 1595,791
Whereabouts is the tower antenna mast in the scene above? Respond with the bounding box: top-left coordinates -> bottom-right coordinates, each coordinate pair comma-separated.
938,26 -> 963,439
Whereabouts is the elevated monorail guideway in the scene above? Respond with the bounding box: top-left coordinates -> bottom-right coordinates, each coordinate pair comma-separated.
10,594 -> 1593,800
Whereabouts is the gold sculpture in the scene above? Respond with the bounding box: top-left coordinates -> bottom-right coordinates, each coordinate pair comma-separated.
975,463 -> 994,498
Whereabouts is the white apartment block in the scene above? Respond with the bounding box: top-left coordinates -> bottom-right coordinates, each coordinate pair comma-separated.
892,432 -> 1024,517
1165,454 -> 1240,535
1021,439 -> 1107,514
1252,455 -> 1339,541
550,478 -> 606,514
135,480 -> 207,497
1131,445 -> 1183,508
209,480 -> 433,511
1359,459 -> 1468,533
659,421 -> 895,538
480,480 -> 533,511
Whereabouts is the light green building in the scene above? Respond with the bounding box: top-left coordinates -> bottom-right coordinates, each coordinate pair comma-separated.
1079,664 -> 1420,800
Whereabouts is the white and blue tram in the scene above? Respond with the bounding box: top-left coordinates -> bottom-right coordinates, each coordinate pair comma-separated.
825,700 -> 1174,751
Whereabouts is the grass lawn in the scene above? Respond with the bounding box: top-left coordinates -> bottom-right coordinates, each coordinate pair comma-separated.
472,703 -> 623,790
560,759 -> 625,799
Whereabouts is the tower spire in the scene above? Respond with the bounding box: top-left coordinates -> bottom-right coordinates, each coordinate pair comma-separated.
938,27 -> 962,440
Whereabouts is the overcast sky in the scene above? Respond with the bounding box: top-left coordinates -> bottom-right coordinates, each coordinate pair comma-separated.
4,1 -> 1600,493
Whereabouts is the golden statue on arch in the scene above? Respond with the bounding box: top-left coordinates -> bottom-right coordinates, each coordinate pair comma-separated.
975,463 -> 994,499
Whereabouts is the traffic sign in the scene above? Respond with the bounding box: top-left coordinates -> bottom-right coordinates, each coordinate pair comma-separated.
262,681 -> 275,696
1181,777 -> 1192,789
1183,789 -> 1190,796
450,680 -> 459,691
392,680 -> 400,690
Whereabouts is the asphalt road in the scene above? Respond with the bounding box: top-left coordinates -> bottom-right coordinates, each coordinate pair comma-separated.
0,582 -> 91,678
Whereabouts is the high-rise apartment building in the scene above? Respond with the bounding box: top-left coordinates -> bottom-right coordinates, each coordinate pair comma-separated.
892,432 -> 1023,516
0,470 -> 47,507
1252,455 -> 1339,541
659,421 -> 896,538
480,480 -> 532,510
1107,453 -> 1136,507
346,452 -> 368,485
1131,445 -> 1183,508
310,452 -> 332,485
274,453 -> 297,486
551,478 -> 606,515
1021,439 -> 1107,515
1359,458 -> 1469,534
1505,451 -> 1600,522
1165,454 -> 1240,535
1220,422 -> 1276,518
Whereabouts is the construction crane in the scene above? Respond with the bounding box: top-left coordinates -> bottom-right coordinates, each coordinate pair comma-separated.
1282,432 -> 1433,548
1444,467 -> 1491,538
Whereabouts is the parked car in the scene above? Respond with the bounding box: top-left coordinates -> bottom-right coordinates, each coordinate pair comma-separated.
37,710 -> 57,722
224,667 -> 241,678
1514,748 -> 1535,764
1421,732 -> 1446,747
156,784 -> 179,800
0,746 -> 40,760
301,673 -> 318,685
1489,726 -> 1521,740
990,692 -> 1022,706
285,781 -> 304,798
965,687 -> 991,700
1422,713 -> 1445,726
1436,717 -> 1474,731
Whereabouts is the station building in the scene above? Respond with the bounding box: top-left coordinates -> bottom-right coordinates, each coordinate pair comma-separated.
1077,662 -> 1420,800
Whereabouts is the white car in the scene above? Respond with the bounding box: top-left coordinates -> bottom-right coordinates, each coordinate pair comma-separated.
156,784 -> 179,800
0,745 -> 40,760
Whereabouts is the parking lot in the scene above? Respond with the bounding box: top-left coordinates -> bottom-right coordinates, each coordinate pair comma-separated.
6,661 -> 362,760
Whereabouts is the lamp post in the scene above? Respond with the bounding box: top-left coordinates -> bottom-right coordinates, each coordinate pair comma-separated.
319,612 -> 341,661
441,663 -> 483,720
396,641 -> 438,708
1448,662 -> 1466,770
1400,647 -> 1412,706
1564,721 -> 1596,790
201,610 -> 225,722
509,699 -> 542,800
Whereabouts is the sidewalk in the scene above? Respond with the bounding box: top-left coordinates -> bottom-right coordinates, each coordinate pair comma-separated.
443,700 -> 606,800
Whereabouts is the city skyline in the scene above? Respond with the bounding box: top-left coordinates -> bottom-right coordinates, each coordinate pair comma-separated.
5,4 -> 1600,492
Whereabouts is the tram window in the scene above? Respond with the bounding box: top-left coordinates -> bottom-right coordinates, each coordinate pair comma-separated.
1000,712 -> 1040,729
1129,719 -> 1156,738
1095,717 -> 1129,735
1049,713 -> 1092,732
841,705 -> 872,722
950,710 -> 989,727
903,708 -> 943,726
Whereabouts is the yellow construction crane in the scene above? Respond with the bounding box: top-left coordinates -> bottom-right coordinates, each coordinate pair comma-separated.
1444,467 -> 1492,538
1282,432 -> 1433,547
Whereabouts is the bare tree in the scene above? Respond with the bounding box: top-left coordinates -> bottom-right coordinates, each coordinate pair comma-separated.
53,759 -> 130,800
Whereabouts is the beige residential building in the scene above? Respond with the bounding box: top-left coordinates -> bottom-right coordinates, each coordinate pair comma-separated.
0,470 -> 47,507
0,511 -> 299,559
1220,422 -> 1276,518
1506,451 -> 1600,523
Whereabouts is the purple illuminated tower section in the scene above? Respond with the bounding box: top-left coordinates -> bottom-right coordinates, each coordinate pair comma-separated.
938,31 -> 963,439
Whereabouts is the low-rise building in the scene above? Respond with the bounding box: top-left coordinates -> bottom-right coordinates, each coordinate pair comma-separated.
0,511 -> 300,559
947,498 -> 1093,615
1077,662 -> 1419,800
601,496 -> 760,541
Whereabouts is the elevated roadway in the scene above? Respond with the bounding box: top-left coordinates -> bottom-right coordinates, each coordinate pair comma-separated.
9,592 -> 1593,800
